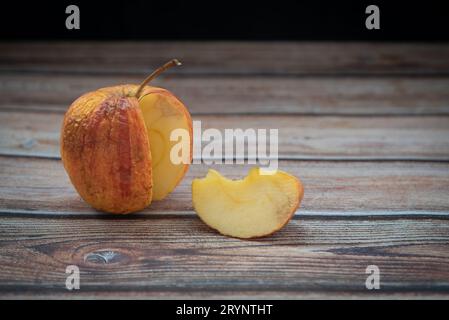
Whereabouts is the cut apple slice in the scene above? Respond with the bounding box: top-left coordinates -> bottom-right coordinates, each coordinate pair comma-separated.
139,89 -> 192,200
192,167 -> 304,238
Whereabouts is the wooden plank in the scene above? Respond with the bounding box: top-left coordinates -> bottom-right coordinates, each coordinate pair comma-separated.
1,111 -> 449,160
0,215 -> 448,298
2,291 -> 449,300
1,42 -> 449,75
1,73 -> 449,115
1,156 -> 449,215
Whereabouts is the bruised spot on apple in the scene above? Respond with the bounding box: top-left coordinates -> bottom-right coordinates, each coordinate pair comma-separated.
192,168 -> 304,239
61,59 -> 193,214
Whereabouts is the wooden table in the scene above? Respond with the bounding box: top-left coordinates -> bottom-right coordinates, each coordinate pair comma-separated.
1,42 -> 449,299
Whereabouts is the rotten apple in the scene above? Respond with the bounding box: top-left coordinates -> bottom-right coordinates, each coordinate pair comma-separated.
61,59 -> 192,214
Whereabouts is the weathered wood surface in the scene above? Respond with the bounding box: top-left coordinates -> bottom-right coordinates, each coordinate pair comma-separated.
1,41 -> 449,299
1,42 -> 449,75
2,73 -> 449,115
2,111 -> 449,160
1,156 -> 449,215
0,215 -> 448,298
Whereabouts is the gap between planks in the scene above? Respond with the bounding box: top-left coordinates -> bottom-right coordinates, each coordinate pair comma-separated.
1,209 -> 449,219
3,153 -> 449,163
2,291 -> 449,300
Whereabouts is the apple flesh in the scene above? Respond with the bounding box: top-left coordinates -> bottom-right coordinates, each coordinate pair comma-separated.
139,89 -> 192,200
192,168 -> 304,238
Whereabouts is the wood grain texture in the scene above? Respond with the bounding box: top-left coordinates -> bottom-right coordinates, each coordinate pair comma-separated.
2,111 -> 449,160
2,74 -> 449,115
1,41 -> 449,299
0,215 -> 448,298
1,42 -> 449,75
1,156 -> 449,215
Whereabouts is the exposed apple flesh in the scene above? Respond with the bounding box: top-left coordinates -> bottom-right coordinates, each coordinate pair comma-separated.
139,90 -> 192,200
192,168 -> 304,238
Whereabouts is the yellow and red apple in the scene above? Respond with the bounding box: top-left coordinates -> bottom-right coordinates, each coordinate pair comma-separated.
61,60 -> 192,213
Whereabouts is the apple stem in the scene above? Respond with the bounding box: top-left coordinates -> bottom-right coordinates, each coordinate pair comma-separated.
135,59 -> 182,98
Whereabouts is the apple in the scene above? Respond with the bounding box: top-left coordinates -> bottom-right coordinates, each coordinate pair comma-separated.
192,168 -> 304,238
61,59 -> 192,214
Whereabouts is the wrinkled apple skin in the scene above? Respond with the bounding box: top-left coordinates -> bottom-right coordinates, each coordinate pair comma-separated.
60,86 -> 153,214
102,85 -> 193,200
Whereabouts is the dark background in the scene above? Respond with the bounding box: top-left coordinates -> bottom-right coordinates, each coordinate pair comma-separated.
1,0 -> 448,41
